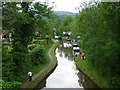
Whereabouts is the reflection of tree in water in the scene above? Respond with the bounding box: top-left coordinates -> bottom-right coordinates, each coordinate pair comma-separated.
77,71 -> 84,87
72,62 -> 78,71
59,52 -> 63,57
77,71 -> 99,89
58,43 -> 73,61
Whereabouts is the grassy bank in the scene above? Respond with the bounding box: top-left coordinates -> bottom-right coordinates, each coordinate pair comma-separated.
76,55 -> 110,88
28,40 -> 58,89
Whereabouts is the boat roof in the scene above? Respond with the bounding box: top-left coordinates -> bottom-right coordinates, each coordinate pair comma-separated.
73,47 -> 80,49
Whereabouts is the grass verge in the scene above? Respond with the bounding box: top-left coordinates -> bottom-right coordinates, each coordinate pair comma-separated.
76,55 -> 110,88
27,40 -> 58,89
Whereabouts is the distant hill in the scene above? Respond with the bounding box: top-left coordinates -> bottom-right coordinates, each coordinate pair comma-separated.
53,11 -> 77,18
54,11 -> 76,16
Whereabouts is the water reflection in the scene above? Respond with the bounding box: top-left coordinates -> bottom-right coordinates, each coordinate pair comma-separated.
43,47 -> 82,88
77,72 -> 85,87
58,43 -> 74,61
36,43 -> 99,89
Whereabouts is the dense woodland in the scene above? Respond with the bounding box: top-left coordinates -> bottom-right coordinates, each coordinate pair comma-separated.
78,2 -> 119,87
75,2 -> 120,87
2,2 -> 54,89
1,1 -> 120,89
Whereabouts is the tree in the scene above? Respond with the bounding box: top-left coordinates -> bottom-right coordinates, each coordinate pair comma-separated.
60,16 -> 74,33
2,2 -> 53,75
75,2 -> 120,87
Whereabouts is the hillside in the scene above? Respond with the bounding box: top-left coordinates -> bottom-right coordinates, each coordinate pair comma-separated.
53,11 -> 76,18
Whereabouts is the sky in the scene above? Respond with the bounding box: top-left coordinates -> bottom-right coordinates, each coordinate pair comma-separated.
33,0 -> 119,13
33,0 -> 91,13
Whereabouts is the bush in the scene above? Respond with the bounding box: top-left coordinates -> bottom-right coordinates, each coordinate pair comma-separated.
2,45 -> 14,81
0,80 -> 22,90
30,46 -> 47,65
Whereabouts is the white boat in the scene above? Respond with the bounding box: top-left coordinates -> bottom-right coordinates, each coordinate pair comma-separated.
72,47 -> 80,56
63,43 -> 72,48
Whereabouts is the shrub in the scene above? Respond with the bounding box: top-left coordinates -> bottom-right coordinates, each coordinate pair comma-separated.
2,45 -> 14,81
30,46 -> 47,65
0,80 -> 22,90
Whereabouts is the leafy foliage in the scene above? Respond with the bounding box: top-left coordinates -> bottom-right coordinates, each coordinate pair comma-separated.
2,1 -> 54,89
30,46 -> 47,65
74,2 -> 120,87
54,15 -> 75,36
2,45 -> 14,81
0,80 -> 22,90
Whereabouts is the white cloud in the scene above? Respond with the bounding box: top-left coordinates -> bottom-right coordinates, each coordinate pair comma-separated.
33,0 -> 82,13
33,0 -> 101,13
53,0 -> 81,13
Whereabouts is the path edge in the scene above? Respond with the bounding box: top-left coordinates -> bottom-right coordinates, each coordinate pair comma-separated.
27,40 -> 58,89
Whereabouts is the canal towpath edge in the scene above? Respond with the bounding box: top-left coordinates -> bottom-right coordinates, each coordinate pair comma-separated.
21,40 -> 58,89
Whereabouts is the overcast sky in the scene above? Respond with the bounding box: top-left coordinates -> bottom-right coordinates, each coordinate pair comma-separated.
34,0 -> 91,13
33,0 -> 119,13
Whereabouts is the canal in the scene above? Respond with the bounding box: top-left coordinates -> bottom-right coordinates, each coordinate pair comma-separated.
36,43 -> 99,89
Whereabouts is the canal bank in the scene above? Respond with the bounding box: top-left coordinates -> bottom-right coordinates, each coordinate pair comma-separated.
76,55 -> 110,88
75,58 -> 100,88
21,40 -> 58,89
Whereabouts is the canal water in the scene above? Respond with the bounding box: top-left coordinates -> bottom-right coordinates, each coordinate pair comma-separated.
36,43 -> 99,89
